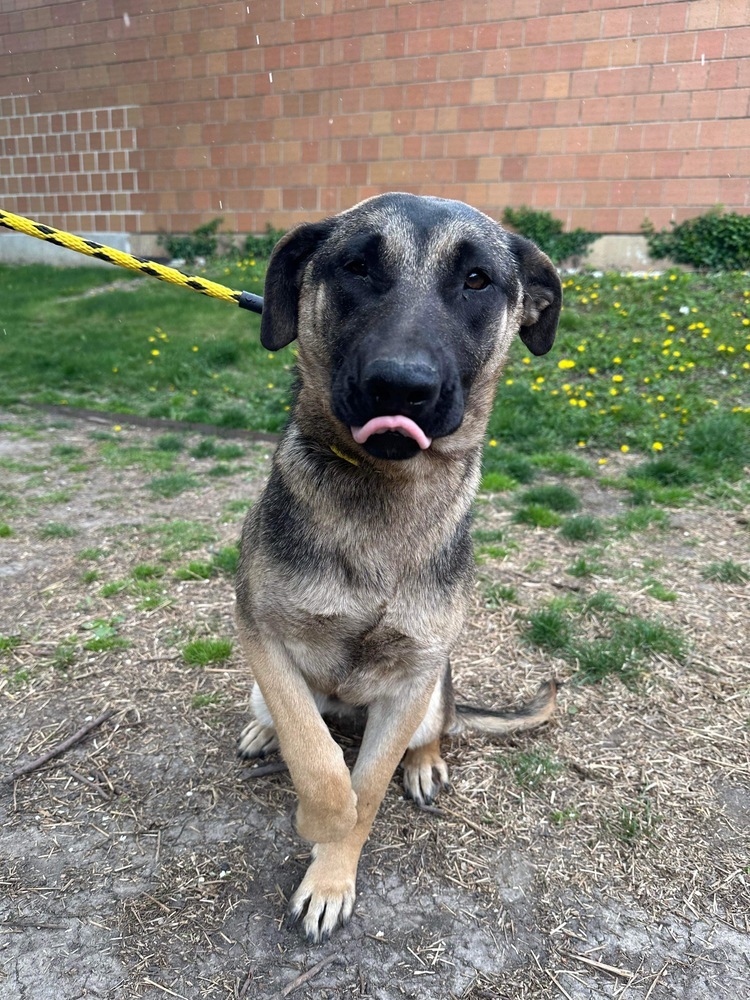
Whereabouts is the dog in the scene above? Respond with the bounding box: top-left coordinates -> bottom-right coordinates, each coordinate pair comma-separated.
235,192 -> 561,942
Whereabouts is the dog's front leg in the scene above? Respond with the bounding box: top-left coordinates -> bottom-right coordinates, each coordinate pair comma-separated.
289,677 -> 436,942
238,632 -> 358,844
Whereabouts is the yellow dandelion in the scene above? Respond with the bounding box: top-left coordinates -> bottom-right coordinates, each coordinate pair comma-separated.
558,359 -> 576,369
151,349 -> 160,356
489,439 -> 497,447
652,441 -> 664,451
192,345 -> 199,352
620,445 -> 629,453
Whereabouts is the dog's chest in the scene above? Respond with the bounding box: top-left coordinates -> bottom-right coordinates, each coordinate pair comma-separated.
258,546 -> 466,701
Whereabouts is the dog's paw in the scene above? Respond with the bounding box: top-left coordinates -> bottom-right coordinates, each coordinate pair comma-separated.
237,719 -> 279,759
402,744 -> 450,806
287,854 -> 357,943
294,786 -> 358,844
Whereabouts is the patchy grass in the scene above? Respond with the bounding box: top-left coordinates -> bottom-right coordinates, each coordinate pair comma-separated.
183,638 -> 234,666
701,560 -> 749,584
524,595 -> 689,687
482,580 -> 517,608
513,504 -> 563,528
147,472 -> 199,498
560,514 -> 604,542
500,747 -> 564,790
147,519 -> 218,556
519,484 -> 581,512
38,521 -> 79,539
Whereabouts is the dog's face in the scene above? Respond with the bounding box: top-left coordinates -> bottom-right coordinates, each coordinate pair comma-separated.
261,194 -> 562,461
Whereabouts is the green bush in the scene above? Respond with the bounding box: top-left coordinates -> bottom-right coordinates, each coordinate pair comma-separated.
502,206 -> 596,264
243,224 -> 286,259
642,208 -> 750,271
157,218 -> 225,263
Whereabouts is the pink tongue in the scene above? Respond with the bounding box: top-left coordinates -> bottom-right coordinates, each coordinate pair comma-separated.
351,415 -> 432,450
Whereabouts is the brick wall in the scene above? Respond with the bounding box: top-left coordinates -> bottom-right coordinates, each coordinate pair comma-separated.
1,0 -> 748,241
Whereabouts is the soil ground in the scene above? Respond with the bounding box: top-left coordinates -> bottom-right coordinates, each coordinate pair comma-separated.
1,406 -> 748,999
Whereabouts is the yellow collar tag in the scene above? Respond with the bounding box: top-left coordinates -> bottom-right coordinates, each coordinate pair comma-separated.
330,444 -> 360,467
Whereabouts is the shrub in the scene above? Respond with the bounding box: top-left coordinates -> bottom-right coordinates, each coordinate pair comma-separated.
157,218 -> 225,263
243,224 -> 286,259
502,206 -> 596,264
642,208 -> 750,271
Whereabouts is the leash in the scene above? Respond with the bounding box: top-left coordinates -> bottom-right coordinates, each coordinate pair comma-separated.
0,208 -> 264,315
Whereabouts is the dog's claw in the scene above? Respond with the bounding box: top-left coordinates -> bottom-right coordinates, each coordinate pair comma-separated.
287,860 -> 357,943
237,719 -> 279,759
402,748 -> 450,806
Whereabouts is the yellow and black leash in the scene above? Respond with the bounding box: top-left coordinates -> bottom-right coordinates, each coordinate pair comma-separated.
0,208 -> 264,315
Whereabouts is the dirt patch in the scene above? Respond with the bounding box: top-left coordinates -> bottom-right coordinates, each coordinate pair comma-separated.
1,408 -> 748,999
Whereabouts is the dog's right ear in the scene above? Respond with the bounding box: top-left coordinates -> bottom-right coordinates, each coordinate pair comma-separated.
260,220 -> 335,351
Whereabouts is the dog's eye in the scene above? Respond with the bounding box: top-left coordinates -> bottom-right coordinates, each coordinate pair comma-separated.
464,269 -> 491,291
344,258 -> 369,278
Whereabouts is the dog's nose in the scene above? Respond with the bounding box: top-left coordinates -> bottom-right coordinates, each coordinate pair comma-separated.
361,357 -> 441,416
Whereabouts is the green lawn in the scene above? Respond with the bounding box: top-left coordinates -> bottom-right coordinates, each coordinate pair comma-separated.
0,259 -> 748,491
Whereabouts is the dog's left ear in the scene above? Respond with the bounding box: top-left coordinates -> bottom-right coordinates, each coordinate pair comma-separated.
510,234 -> 562,357
260,219 -> 335,351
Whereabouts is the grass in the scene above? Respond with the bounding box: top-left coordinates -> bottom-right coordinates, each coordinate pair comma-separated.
513,504 -> 562,528
147,472 -> 199,498
560,515 -> 603,542
701,560 -> 749,584
183,638 -> 233,666
38,521 -> 79,539
482,580 -> 517,607
146,519 -> 218,555
519,485 -> 581,512
500,747 -> 564,790
81,616 -> 131,652
524,594 -> 689,687
0,264 -> 747,492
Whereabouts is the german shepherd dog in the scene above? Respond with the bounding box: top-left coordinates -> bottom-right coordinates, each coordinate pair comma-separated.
235,193 -> 561,942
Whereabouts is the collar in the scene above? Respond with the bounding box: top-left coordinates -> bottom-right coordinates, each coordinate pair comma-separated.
330,444 -> 360,467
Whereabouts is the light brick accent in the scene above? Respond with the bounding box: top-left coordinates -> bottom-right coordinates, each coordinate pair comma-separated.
0,95 -> 140,232
0,0 -> 748,237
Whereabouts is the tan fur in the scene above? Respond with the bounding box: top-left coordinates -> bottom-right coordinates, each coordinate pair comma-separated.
234,194 -> 562,942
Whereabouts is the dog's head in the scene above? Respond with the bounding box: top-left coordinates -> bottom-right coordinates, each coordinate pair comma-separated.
261,193 -> 561,462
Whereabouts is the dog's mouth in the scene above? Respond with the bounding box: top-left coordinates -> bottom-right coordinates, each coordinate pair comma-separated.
349,416 -> 432,461
351,415 -> 432,451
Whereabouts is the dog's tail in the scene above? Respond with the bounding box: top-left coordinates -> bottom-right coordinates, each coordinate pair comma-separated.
451,679 -> 558,736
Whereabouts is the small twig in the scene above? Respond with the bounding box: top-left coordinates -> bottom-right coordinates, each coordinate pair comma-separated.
5,709 -> 117,784
64,765 -> 112,801
412,800 -> 446,818
238,967 -> 254,998
437,803 -> 498,839
278,955 -> 343,998
643,963 -> 669,1000
239,762 -> 289,779
563,952 -> 635,981
140,979 -> 189,1000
